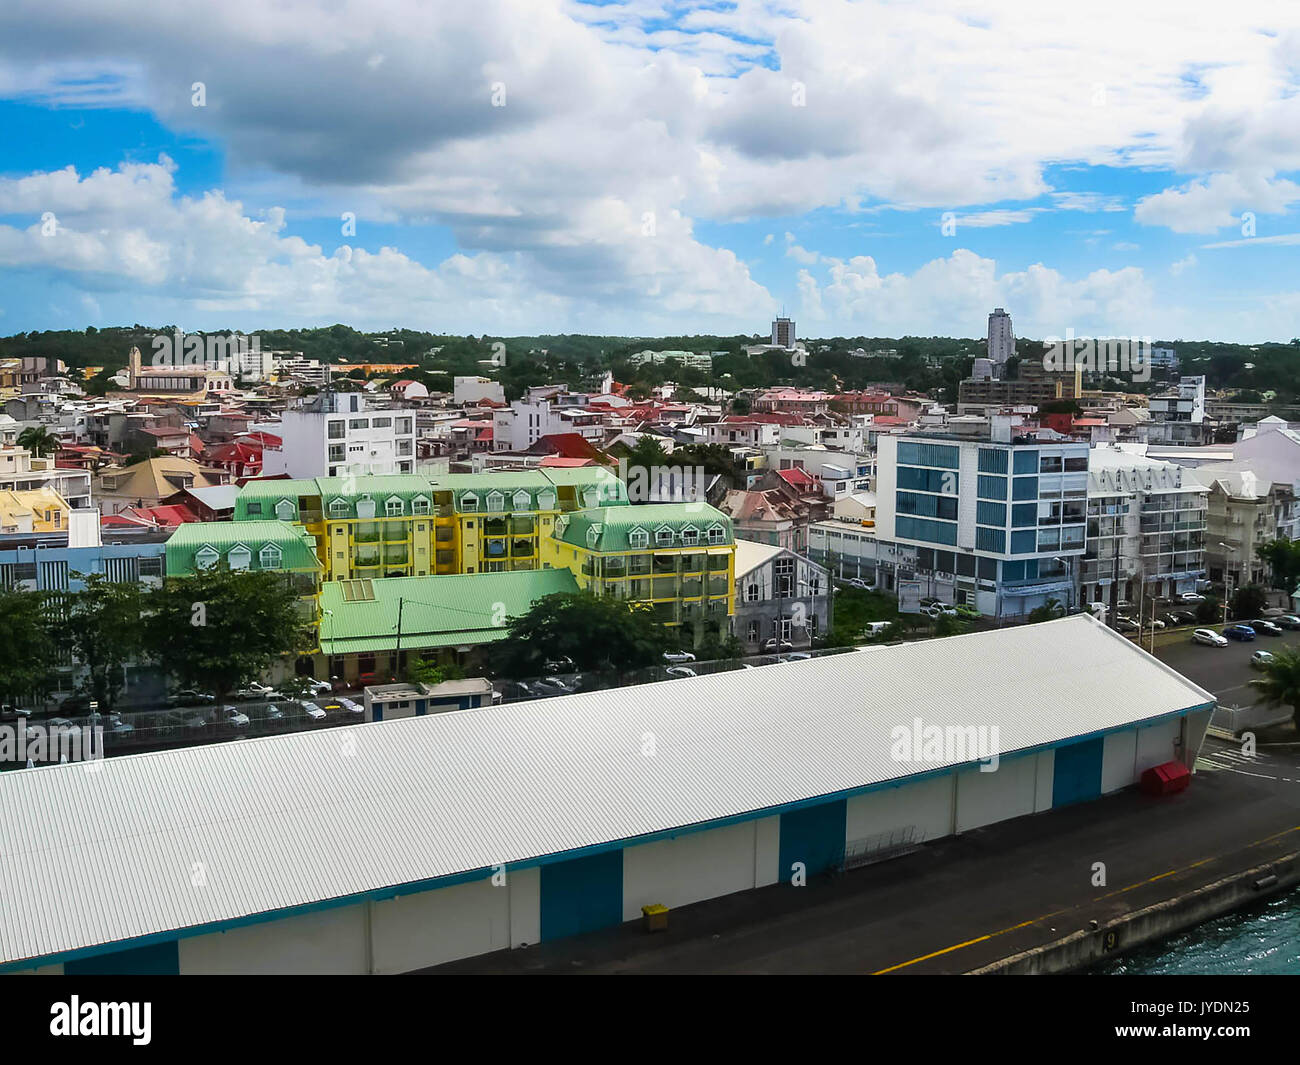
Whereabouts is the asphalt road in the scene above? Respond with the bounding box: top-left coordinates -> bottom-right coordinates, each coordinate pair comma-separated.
1152,625 -> 1300,715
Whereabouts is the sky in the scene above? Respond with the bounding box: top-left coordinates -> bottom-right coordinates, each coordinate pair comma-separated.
0,0 -> 1298,342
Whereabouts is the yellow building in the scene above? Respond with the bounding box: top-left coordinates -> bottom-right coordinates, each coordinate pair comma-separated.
0,487 -> 71,534
234,466 -> 629,582
544,503 -> 736,640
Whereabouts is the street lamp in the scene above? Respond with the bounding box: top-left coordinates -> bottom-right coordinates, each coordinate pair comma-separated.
1051,556 -> 1074,613
1218,542 -> 1233,625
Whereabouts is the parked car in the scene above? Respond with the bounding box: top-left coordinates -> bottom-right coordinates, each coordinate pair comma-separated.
543,656 -> 575,674
1180,592 -> 1207,602
295,700 -> 327,722
1170,610 -> 1198,625
665,666 -> 697,679
302,679 -> 332,695
1114,617 -> 1139,633
1251,619 -> 1283,636
234,681 -> 276,700
762,638 -> 794,651
926,603 -> 958,618
1223,624 -> 1256,641
261,703 -> 286,723
1251,650 -> 1276,668
1146,618 -> 1166,630
167,689 -> 215,708
780,652 -> 813,662
954,604 -> 981,619
333,696 -> 363,715
662,650 -> 696,663
56,694 -> 94,714
1192,628 -> 1228,647
534,677 -> 576,696
847,578 -> 872,590
213,705 -> 251,729
1275,614 -> 1300,630
90,711 -> 134,735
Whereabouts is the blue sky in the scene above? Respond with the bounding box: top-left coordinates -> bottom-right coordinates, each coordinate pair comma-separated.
0,0 -> 1298,341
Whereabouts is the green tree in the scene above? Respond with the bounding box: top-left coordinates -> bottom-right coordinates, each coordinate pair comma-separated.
1027,597 -> 1066,624
1258,539 -> 1300,591
0,589 -> 57,706
1229,583 -> 1268,621
406,657 -> 465,686
55,576 -> 146,710
145,566 -> 315,699
17,426 -> 58,457
1249,646 -> 1300,728
492,592 -> 673,677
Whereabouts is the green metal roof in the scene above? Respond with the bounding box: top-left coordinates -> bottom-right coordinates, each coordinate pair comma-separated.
165,521 -> 322,576
318,568 -> 579,655
555,503 -> 734,552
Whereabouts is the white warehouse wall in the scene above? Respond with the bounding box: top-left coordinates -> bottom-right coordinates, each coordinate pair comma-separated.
954,753 -> 1042,833
845,773 -> 955,845
1102,730 -> 1139,793
180,906 -> 368,975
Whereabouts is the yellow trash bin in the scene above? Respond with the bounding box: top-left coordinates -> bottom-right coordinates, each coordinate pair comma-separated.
641,903 -> 669,932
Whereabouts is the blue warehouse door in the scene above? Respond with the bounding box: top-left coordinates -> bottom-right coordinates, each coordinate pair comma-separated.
779,799 -> 847,882
65,940 -> 179,975
1052,737 -> 1104,807
540,850 -> 623,942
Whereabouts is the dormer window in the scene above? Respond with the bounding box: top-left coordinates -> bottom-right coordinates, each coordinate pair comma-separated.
274,499 -> 295,521
655,526 -> 674,547
356,497 -> 376,519
581,487 -> 599,508
707,523 -> 726,544
628,527 -> 649,549
195,545 -> 219,570
228,544 -> 251,571
486,490 -> 505,512
385,496 -> 403,517
512,489 -> 531,511
537,489 -> 556,511
328,497 -> 349,518
460,492 -> 479,512
681,524 -> 700,546
412,495 -> 430,515
586,523 -> 603,549
259,544 -> 282,569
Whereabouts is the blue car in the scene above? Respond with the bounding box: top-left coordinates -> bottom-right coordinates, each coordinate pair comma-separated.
1223,624 -> 1256,641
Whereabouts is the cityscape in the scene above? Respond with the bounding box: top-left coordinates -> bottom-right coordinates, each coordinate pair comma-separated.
0,0 -> 1297,1035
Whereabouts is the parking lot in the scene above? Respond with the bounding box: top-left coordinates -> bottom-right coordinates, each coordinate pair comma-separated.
1153,621 -> 1300,724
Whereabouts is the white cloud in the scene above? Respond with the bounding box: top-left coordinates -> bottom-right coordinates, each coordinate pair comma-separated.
1170,253 -> 1197,275
1134,172 -> 1300,234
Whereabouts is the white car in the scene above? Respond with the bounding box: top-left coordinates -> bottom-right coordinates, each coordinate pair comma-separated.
1251,650 -> 1276,668
235,681 -> 276,700
926,604 -> 958,618
1192,628 -> 1228,647
665,666 -> 697,679
302,679 -> 332,695
295,700 -> 327,721
1180,592 -> 1207,602
847,578 -> 872,590
781,652 -> 813,662
662,650 -> 696,664
333,696 -> 363,715
763,638 -> 793,651
214,705 -> 251,729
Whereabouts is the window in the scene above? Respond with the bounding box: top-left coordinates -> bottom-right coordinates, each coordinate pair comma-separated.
1013,450 -> 1038,474
681,524 -> 700,546
976,475 -> 1007,500
195,545 -> 219,570
460,492 -> 478,512
275,499 -> 295,521
349,418 -> 369,430
898,442 -> 959,468
139,556 -> 163,578
329,498 -> 349,517
228,544 -> 251,570
246,502 -> 263,516
747,620 -> 759,642
512,489 -> 531,511
329,445 -> 345,463
372,417 -> 392,428
897,491 -> 958,520
1012,503 -> 1037,527
587,525 -> 602,548
745,583 -> 759,603
706,524 -> 726,544
486,491 -> 505,511
537,489 -> 556,511
976,526 -> 1005,552
1038,454 -> 1063,473
898,467 -> 954,493
396,418 -> 413,435
1012,477 -> 1038,501
978,448 -> 1008,473
895,516 -> 958,545
629,527 -> 649,549
976,501 -> 1006,526
412,496 -> 430,515
259,544 -> 282,569
327,420 -> 345,440
656,526 -> 674,546
386,497 -> 403,517
1011,530 -> 1037,554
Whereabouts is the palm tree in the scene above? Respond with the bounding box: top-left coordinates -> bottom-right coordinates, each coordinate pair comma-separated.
1249,646 -> 1300,728
16,426 -> 58,458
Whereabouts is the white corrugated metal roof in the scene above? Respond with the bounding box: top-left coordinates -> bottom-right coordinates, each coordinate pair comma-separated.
0,614 -> 1212,967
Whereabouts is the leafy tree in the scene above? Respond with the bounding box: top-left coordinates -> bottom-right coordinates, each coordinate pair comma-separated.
1258,539 -> 1300,591
1229,583 -> 1268,621
145,566 -> 315,699
55,576 -> 146,710
492,592 -> 673,677
406,657 -> 465,686
17,426 -> 58,457
1249,647 -> 1300,728
1027,597 -> 1066,624
694,630 -> 744,662
0,589 -> 57,705
1195,597 -> 1221,624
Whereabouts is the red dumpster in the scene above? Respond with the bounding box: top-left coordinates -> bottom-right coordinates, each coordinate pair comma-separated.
1140,760 -> 1191,796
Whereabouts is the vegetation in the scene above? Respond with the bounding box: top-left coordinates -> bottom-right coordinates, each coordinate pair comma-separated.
1258,539 -> 1300,591
824,586 -> 899,647
1249,646 -> 1300,728
1228,583 -> 1269,621
492,592 -> 674,677
144,566 -> 315,700
16,425 -> 58,457
53,576 -> 147,711
0,590 -> 57,706
406,657 -> 466,686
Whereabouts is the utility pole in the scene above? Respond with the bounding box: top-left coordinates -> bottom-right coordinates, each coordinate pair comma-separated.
395,596 -> 404,680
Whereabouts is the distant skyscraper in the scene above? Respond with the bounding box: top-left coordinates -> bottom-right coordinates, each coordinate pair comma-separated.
987,308 -> 1015,371
771,317 -> 796,349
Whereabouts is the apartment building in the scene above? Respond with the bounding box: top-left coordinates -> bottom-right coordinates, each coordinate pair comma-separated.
544,503 -> 736,642
1081,448 -> 1208,611
874,421 -> 1090,619
1187,462 -> 1279,588
1146,375 -> 1211,446
0,417 -> 91,507
260,391 -> 416,478
732,539 -> 830,652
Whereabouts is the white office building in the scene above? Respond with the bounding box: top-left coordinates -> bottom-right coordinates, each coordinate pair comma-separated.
259,391 -> 415,479
987,308 -> 1015,372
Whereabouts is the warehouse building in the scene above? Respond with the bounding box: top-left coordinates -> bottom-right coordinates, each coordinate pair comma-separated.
0,614 -> 1213,975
